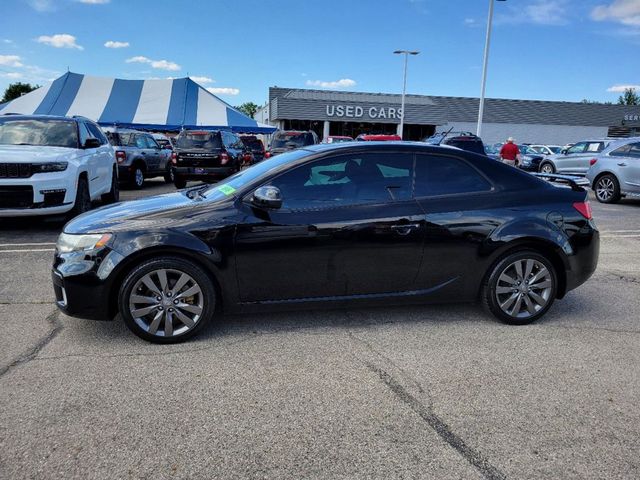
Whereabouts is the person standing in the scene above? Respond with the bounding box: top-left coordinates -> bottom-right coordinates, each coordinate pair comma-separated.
500,137 -> 520,167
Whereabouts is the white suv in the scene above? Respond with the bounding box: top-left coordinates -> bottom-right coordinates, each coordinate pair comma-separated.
0,115 -> 118,217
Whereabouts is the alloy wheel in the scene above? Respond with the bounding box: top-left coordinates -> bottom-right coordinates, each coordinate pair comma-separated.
541,164 -> 554,174
128,268 -> 204,338
495,258 -> 553,319
596,177 -> 614,202
134,168 -> 144,188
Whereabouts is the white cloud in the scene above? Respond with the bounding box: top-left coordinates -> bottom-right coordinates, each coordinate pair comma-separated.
27,0 -> 54,12
1,72 -> 23,79
190,76 -> 214,84
77,0 -> 111,3
206,87 -> 240,96
36,34 -> 83,50
104,40 -> 129,48
2,39 -> 13,44
305,78 -> 357,89
0,55 -> 23,67
592,0 -> 640,27
464,18 -> 477,26
607,84 -> 640,92
496,0 -> 569,26
126,55 -> 180,71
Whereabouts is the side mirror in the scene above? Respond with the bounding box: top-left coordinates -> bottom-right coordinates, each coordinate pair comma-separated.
251,185 -> 282,209
83,138 -> 101,149
561,149 -> 568,155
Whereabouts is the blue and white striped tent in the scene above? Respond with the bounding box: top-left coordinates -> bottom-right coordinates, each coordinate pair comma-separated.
0,72 -> 275,133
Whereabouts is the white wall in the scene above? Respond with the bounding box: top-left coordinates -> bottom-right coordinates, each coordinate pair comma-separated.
436,122 -> 609,145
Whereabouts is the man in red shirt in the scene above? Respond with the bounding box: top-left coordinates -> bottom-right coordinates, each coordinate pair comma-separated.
499,137 -> 520,167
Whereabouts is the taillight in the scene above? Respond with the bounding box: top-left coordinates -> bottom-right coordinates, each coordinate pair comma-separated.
171,152 -> 177,165
220,152 -> 229,165
115,151 -> 126,164
589,158 -> 597,166
243,152 -> 252,163
264,151 -> 272,159
573,201 -> 593,220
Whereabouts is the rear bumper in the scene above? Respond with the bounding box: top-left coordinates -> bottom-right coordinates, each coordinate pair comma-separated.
565,226 -> 599,293
174,166 -> 236,180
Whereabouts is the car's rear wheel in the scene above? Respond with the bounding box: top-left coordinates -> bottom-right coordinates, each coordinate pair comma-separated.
68,176 -> 91,219
540,162 -> 555,174
483,250 -> 557,325
164,164 -> 175,183
101,166 -> 120,204
130,165 -> 145,189
594,174 -> 621,204
119,257 -> 216,343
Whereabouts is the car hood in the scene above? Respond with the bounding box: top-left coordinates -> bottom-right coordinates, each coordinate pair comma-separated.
64,190 -> 234,234
0,144 -> 74,161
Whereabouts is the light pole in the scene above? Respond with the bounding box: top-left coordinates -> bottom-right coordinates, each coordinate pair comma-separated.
476,0 -> 506,138
394,50 -> 419,139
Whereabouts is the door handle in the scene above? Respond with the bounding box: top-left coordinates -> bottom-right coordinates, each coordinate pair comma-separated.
617,162 -> 627,167
391,223 -> 420,236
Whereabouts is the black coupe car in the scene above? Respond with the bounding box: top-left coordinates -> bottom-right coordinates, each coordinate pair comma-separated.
52,142 -> 599,343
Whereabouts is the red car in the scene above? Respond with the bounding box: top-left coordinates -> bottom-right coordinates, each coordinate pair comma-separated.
356,134 -> 402,141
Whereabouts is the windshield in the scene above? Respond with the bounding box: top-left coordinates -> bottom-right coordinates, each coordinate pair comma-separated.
0,118 -> 78,148
176,131 -> 221,150
271,132 -> 309,148
201,148 -> 312,200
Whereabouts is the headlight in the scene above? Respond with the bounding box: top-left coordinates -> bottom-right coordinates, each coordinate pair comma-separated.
33,162 -> 68,173
56,233 -> 112,253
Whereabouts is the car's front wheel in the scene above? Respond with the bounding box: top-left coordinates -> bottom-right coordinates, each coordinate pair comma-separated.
540,162 -> 555,174
68,176 -> 92,219
482,250 -> 557,325
101,166 -> 120,204
594,174 -> 621,204
174,175 -> 187,189
119,257 -> 216,343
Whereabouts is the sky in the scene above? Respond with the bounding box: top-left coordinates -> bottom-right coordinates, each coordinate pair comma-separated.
0,0 -> 639,106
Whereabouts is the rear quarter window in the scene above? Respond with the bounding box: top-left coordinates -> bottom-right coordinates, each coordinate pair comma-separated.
415,154 -> 492,197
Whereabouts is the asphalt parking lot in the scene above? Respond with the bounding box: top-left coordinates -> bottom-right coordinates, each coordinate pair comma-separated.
1,179 -> 639,479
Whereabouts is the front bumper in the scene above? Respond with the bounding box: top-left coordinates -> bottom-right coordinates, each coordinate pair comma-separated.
52,247 -> 125,321
0,171 -> 77,217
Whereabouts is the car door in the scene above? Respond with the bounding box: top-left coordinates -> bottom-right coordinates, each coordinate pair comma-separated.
143,135 -> 162,173
575,141 -> 606,174
77,122 -> 101,196
558,142 -> 587,173
86,122 -> 113,193
234,151 -> 425,302
612,142 -> 640,193
412,152 -> 496,300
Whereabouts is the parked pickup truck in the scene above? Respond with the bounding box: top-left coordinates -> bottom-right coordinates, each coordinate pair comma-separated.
171,129 -> 250,188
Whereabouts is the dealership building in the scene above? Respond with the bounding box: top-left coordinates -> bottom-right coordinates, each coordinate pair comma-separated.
256,87 -> 640,144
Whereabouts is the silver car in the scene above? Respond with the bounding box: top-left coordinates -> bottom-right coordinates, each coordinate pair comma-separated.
586,137 -> 640,204
539,139 -> 612,175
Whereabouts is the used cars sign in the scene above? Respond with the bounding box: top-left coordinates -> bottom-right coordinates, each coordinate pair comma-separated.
326,105 -> 403,120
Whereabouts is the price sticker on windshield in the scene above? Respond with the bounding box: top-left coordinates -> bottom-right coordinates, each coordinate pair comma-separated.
217,184 -> 236,196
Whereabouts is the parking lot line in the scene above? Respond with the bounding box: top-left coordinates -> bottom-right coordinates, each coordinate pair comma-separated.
0,243 -> 56,247
0,248 -> 55,253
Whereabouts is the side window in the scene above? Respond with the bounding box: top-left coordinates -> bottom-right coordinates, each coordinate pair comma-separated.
628,143 -> 640,158
414,154 -> 492,197
221,132 -> 231,148
86,123 -> 107,145
268,152 -> 414,210
135,135 -> 147,149
610,144 -> 631,157
78,122 -> 92,146
567,142 -> 587,154
145,135 -> 159,149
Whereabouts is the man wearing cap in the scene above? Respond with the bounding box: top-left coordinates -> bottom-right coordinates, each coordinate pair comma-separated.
500,137 -> 520,167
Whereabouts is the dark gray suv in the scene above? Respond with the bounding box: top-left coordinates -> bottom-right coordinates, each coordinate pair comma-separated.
104,128 -> 173,188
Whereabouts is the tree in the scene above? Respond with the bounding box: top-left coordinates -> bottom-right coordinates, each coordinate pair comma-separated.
1,82 -> 39,103
235,102 -> 259,118
617,88 -> 640,106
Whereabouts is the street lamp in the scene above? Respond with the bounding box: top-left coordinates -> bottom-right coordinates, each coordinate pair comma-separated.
394,50 -> 419,139
476,0 -> 506,138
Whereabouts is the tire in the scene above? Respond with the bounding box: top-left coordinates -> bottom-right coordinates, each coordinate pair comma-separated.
164,165 -> 175,184
101,167 -> 120,204
539,162 -> 555,174
130,165 -> 145,189
118,256 -> 216,343
482,250 -> 557,326
594,174 -> 621,204
68,176 -> 92,219
174,175 -> 187,189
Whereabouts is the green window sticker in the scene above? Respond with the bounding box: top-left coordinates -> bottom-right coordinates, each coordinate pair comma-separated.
217,184 -> 236,196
